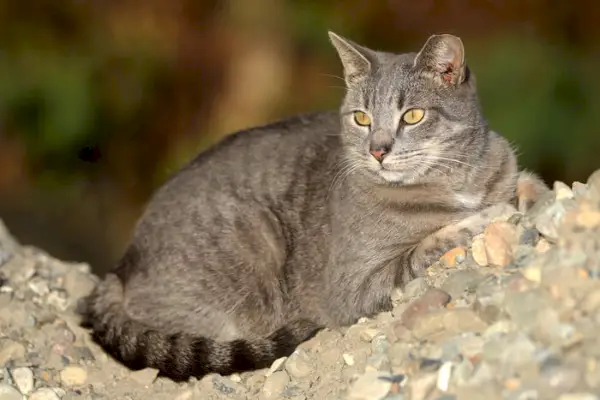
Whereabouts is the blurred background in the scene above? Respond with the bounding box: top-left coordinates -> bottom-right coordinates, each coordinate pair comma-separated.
1,0 -> 599,275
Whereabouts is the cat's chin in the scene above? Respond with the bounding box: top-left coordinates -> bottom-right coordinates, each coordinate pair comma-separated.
378,170 -> 411,184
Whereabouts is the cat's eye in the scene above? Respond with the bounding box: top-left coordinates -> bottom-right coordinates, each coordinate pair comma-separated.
353,111 -> 371,127
402,108 -> 425,125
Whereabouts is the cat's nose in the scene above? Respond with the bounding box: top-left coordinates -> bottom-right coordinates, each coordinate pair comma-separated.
369,148 -> 389,162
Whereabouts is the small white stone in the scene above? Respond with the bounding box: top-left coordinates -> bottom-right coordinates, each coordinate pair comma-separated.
343,353 -> 355,366
229,373 -> 242,382
11,367 -> 34,394
436,362 -> 453,392
265,356 -> 287,377
59,365 -> 88,386
29,388 -> 61,400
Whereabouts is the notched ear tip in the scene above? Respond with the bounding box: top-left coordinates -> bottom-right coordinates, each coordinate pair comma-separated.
416,33 -> 467,86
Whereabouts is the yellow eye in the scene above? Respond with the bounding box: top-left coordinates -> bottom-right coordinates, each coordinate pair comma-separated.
402,108 -> 425,124
353,111 -> 371,126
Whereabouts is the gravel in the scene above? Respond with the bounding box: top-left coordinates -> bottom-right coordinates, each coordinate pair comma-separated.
1,169 -> 600,399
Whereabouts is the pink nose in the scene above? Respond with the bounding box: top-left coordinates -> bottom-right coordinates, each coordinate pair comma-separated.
370,149 -> 388,162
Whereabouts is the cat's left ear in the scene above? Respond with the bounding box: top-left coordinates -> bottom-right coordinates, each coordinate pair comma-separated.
328,31 -> 375,86
414,34 -> 467,87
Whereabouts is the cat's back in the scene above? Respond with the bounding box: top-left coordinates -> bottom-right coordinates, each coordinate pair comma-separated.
146,111 -> 341,215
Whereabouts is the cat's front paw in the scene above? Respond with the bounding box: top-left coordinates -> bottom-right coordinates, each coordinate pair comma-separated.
409,202 -> 517,273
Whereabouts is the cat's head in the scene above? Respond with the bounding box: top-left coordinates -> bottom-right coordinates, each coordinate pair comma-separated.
329,32 -> 486,186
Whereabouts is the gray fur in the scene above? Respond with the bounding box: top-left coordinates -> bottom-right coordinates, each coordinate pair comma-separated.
82,32 -> 548,381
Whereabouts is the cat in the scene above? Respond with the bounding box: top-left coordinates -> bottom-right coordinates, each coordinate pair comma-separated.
81,31 -> 549,381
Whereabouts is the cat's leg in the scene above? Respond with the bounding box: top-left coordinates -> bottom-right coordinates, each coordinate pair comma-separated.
516,170 -> 551,213
401,202 -> 517,281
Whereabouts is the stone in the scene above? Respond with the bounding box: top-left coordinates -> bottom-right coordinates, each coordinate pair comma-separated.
441,270 -> 482,300
63,268 -> 96,299
11,367 -> 34,394
440,247 -> 466,267
28,388 -> 61,400
266,356 -> 287,376
471,235 -> 488,266
554,181 -> 574,200
409,372 -> 437,400
285,350 -> 312,379
129,368 -> 158,386
519,228 -> 540,246
347,370 -> 392,400
484,222 -> 518,267
0,384 -> 22,400
403,277 -> 430,299
0,340 -> 26,365
27,277 -> 50,296
261,371 -> 289,400
411,308 -> 487,340
343,353 -> 355,366
572,181 -> 587,198
436,362 -> 453,392
575,211 -> 600,229
401,288 -> 451,329
59,365 -> 88,386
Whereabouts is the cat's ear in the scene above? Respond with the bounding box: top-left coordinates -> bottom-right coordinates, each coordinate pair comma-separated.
414,34 -> 467,87
328,31 -> 374,85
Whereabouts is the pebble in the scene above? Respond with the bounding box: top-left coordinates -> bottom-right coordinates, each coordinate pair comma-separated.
261,371 -> 289,400
28,388 -> 61,400
0,340 -> 26,365
401,288 -> 451,329
59,365 -> 88,386
11,367 -> 34,394
471,235 -> 488,266
403,277 -> 430,299
266,356 -> 287,376
0,384 -> 22,400
348,370 -> 392,400
484,222 -> 518,267
285,350 -> 312,379
440,247 -> 466,267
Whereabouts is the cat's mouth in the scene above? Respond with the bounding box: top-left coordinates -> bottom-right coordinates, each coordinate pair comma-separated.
377,169 -> 408,184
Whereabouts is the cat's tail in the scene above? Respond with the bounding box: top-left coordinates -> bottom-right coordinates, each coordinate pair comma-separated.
80,273 -> 322,382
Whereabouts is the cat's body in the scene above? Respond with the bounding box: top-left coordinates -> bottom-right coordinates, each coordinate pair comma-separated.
83,33 -> 548,381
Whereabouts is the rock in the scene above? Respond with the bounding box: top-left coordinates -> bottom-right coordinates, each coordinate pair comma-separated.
554,181 -> 574,200
0,340 -> 26,365
440,247 -> 466,268
484,222 -> 518,267
574,210 -> 600,229
403,277 -> 430,299
347,370 -> 392,400
519,228 -> 540,246
401,288 -> 451,329
411,308 -> 487,340
409,372 -> 437,400
59,365 -> 88,386
63,269 -> 96,299
471,235 -> 488,266
285,350 -> 313,379
11,367 -> 34,394
266,356 -> 287,376
441,270 -> 482,300
261,371 -> 289,400
0,384 -> 22,400
343,354 -> 355,366
28,388 -> 61,400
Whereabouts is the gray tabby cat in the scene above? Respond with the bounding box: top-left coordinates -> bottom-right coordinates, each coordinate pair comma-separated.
82,32 -> 548,381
